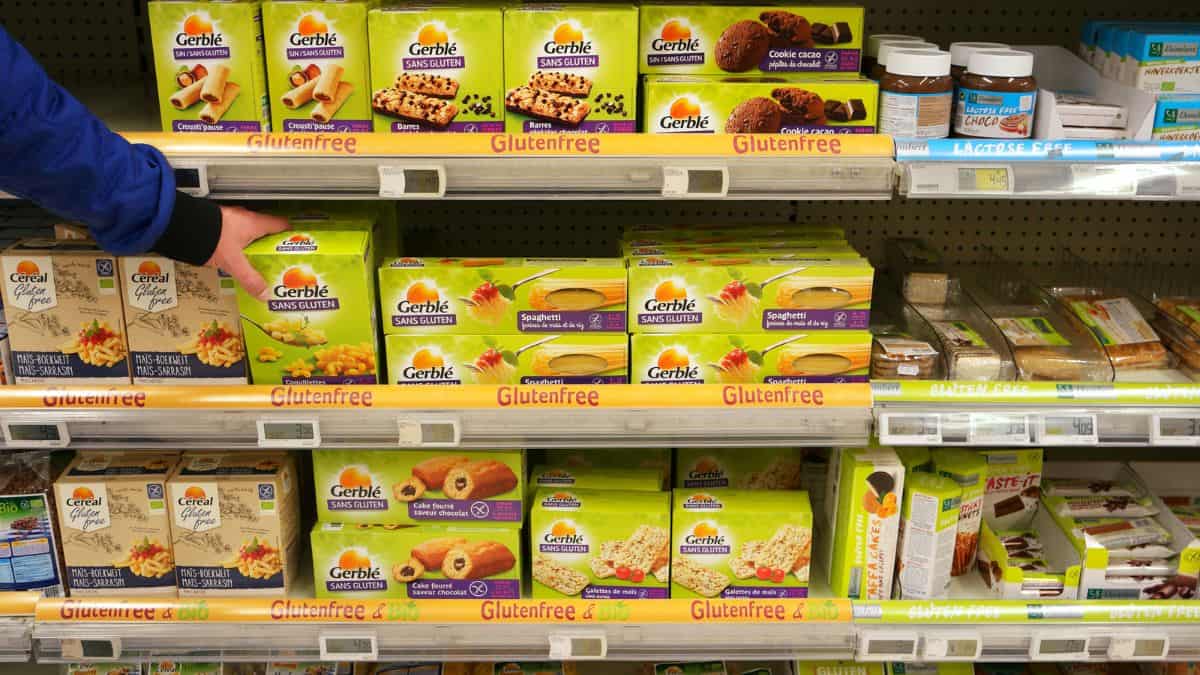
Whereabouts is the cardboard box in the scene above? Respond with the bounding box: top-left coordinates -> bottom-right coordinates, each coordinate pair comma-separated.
263,0 -> 372,132
628,254 -> 873,333
0,240 -> 130,384
530,464 -> 662,492
932,449 -> 986,577
312,523 -> 521,599
674,448 -> 804,490
238,230 -> 379,384
385,334 -> 628,385
822,447 -> 904,599
313,450 -> 524,526
368,4 -> 504,132
503,3 -> 638,133
148,0 -> 271,132
980,449 -> 1042,531
167,452 -> 301,596
55,452 -> 180,596
639,4 -> 865,75
119,256 -> 247,385
380,258 -> 627,335
632,332 -> 871,384
530,487 -> 670,598
643,75 -> 877,134
894,472 -> 960,599
671,489 -> 812,598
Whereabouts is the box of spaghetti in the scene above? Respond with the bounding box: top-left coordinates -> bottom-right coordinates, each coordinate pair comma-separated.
167,452 -> 301,596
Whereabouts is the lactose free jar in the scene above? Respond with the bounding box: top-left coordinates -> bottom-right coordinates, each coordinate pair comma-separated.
870,41 -> 940,80
954,49 -> 1037,139
880,49 -> 953,139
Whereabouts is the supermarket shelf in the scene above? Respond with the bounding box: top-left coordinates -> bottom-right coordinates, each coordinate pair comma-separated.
124,133 -> 897,201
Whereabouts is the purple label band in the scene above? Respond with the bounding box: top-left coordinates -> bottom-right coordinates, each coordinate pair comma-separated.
283,374 -> 377,385
763,374 -> 869,384
760,48 -> 860,72
637,312 -> 703,325
680,545 -> 731,555
391,121 -> 505,133
762,308 -> 870,330
174,47 -> 230,59
326,579 -> 387,592
408,498 -> 521,522
517,310 -> 626,332
683,479 -> 730,488
537,55 -> 599,69
268,298 -> 340,312
403,56 -> 466,70
539,544 -> 588,554
647,53 -> 704,66
722,586 -> 809,598
408,579 -> 520,599
284,119 -> 373,133
524,120 -> 637,133
581,585 -> 669,600
287,47 -> 345,59
392,314 -> 457,327
781,126 -> 876,134
325,498 -> 387,511
172,120 -> 263,133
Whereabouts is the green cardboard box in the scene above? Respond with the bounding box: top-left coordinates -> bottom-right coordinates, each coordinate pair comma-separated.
639,4 -> 865,75
311,523 -> 521,598
385,334 -> 628,385
824,447 -> 904,599
312,449 -> 524,526
632,332 -> 871,384
148,0 -> 271,132
643,75 -> 878,134
237,230 -> 379,384
262,0 -> 372,132
530,464 -> 662,492
932,449 -> 987,577
671,489 -> 813,598
895,472 -> 961,599
368,3 -> 504,132
530,487 -> 670,598
503,3 -> 638,132
380,257 -> 628,334
674,448 -> 804,490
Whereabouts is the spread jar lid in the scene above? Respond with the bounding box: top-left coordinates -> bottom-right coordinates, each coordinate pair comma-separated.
871,42 -> 940,79
880,50 -> 954,140
955,49 -> 1038,139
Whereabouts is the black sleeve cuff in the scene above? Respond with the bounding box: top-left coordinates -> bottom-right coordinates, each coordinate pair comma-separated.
150,191 -> 222,266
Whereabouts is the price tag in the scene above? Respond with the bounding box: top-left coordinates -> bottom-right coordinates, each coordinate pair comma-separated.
1071,165 -> 1138,197
967,413 -> 1032,445
923,634 -> 982,660
62,638 -> 121,660
1107,636 -> 1169,660
319,633 -> 378,662
1030,634 -> 1090,661
2,421 -> 69,448
397,419 -> 461,447
1037,414 -> 1099,446
256,419 -> 320,448
548,633 -> 607,660
879,413 -> 941,445
662,166 -> 729,198
857,632 -> 919,661
378,165 -> 446,198
1150,415 -> 1200,446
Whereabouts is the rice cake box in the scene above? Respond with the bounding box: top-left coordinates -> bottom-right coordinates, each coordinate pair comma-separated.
674,448 -> 804,490
632,332 -> 871,384
530,465 -> 663,492
385,334 -> 628,385
313,450 -> 524,526
312,523 -> 521,599
824,447 -> 904,599
530,488 -> 670,598
980,449 -> 1043,531
503,3 -> 638,133
147,0 -> 271,132
671,489 -> 813,598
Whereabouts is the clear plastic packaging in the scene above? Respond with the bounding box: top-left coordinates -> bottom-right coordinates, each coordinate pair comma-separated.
869,273 -> 946,380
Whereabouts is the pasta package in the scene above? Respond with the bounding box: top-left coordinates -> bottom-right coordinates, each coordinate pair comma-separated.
167,452 -> 301,596
54,452 -> 181,596
0,239 -> 131,384
385,334 -> 628,385
632,332 -> 871,384
119,256 -> 247,385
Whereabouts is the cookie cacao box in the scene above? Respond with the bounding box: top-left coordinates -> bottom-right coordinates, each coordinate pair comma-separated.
238,230 -> 380,385
312,523 -> 521,599
822,447 -> 904,599
629,254 -> 873,334
503,3 -> 638,133
263,0 -> 372,132
530,487 -> 671,598
313,450 -> 525,526
643,75 -> 878,134
368,3 -> 505,132
380,258 -> 627,335
674,448 -> 805,490
639,4 -> 865,75
385,334 -> 629,385
632,332 -> 871,384
671,489 -> 813,599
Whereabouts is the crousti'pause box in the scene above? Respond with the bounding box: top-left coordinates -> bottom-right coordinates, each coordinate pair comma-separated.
386,334 -> 628,385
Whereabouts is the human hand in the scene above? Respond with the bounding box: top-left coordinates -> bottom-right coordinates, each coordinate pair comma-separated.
206,205 -> 290,301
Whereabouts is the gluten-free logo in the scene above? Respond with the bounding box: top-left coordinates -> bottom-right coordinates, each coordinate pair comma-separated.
657,96 -> 712,132
327,548 -> 386,592
539,21 -> 597,69
648,19 -> 704,66
289,12 -> 343,59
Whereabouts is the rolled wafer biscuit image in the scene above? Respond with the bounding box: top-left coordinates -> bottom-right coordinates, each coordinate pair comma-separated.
199,82 -> 240,125
314,63 -> 344,102
411,456 -> 471,489
201,63 -> 231,103
442,541 -> 516,579
170,77 -> 207,110
411,537 -> 468,569
442,459 -> 518,500
282,78 -> 318,109
312,82 -> 354,123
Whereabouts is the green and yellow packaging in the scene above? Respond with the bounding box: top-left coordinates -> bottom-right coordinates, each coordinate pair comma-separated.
671,489 -> 813,598
629,254 -> 873,333
311,523 -> 521,599
503,3 -> 638,133
530,464 -> 662,492
824,447 -> 904,599
530,487 -> 670,598
380,257 -> 627,334
386,334 -> 628,385
262,0 -> 372,132
313,449 -> 524,526
674,448 -> 804,490
895,472 -> 961,600
148,1 -> 271,132
639,4 -> 865,75
932,449 -> 987,577
237,230 -> 379,384
368,3 -> 505,132
633,332 -> 871,384
643,75 -> 878,134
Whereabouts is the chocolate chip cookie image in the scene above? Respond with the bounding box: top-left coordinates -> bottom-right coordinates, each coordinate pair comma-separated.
759,11 -> 813,48
772,87 -> 826,126
725,97 -> 783,133
716,20 -> 773,72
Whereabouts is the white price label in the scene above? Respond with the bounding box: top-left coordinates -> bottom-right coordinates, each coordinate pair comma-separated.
1038,414 -> 1099,446
378,165 -> 446,198
662,166 -> 728,198
1151,415 -> 1200,446
968,413 -> 1031,445
1108,636 -> 1169,660
2,420 -> 69,448
1030,634 -> 1090,661
548,633 -> 607,660
256,419 -> 321,448
1071,165 -> 1138,197
319,634 -> 378,662
879,413 -> 941,445
858,632 -> 919,661
397,418 -> 461,447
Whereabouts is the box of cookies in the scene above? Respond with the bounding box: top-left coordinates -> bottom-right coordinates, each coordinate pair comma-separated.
632,332 -> 871,384
674,448 -> 804,490
530,487 -> 670,598
385,334 -> 628,385
503,3 -> 638,133
671,489 -> 812,598
312,523 -> 521,599
639,4 -> 865,75
643,75 -> 877,134
368,3 -> 504,133
313,450 -> 524,526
